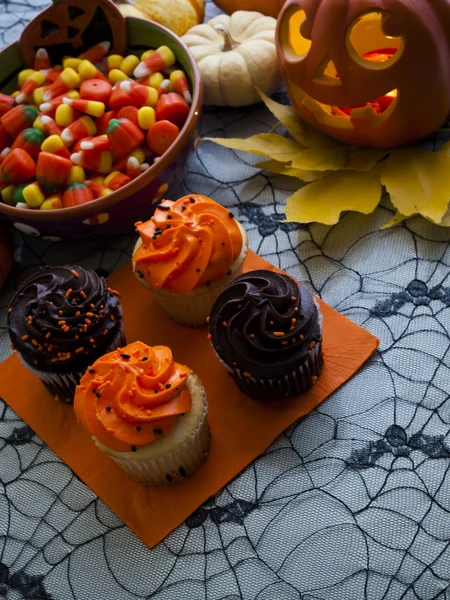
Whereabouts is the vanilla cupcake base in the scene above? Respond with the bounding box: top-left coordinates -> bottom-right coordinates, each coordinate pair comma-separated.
133,222 -> 249,327
95,374 -> 210,485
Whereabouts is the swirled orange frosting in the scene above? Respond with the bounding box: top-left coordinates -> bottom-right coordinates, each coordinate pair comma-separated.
74,341 -> 192,453
133,194 -> 243,294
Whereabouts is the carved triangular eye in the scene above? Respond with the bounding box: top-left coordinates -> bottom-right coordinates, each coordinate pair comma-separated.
67,26 -> 80,39
40,20 -> 59,39
68,6 -> 85,20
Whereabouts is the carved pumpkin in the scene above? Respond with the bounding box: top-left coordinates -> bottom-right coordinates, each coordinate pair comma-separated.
0,226 -> 13,291
276,0 -> 450,149
213,0 -> 287,19
114,0 -> 205,37
20,0 -> 127,67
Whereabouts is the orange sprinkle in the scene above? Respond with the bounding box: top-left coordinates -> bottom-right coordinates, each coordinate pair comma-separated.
103,329 -> 108,335
273,332 -> 285,337
250,334 -> 255,338
294,307 -> 299,312
8,308 -> 12,313
58,320 -> 66,326
31,339 -> 39,346
290,326 -> 295,331
90,303 -> 95,308
309,341 -> 316,349
75,311 -> 81,317
71,270 -> 79,278
292,338 -> 296,343
222,321 -> 228,327
291,318 -> 296,325
86,312 -> 95,317
75,347 -> 84,353
243,372 -> 252,378
45,332 -> 51,339
22,335 -> 29,341
282,341 -> 288,345
269,321 -> 274,326
80,291 -> 86,299
299,334 -> 304,340
291,296 -> 297,302
75,335 -> 79,340
10,344 -> 15,350
85,319 -> 92,325
206,316 -> 210,323
51,358 -> 59,362
110,314 -> 115,321
65,288 -> 72,298
58,310 -> 63,316
48,345 -> 53,352
90,338 -> 95,343
207,333 -> 212,340
63,326 -> 70,333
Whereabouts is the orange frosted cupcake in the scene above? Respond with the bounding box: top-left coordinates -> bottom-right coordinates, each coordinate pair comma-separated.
74,341 -> 210,485
132,194 -> 248,326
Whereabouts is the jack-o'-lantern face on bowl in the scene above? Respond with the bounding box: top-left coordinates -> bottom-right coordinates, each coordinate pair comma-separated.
276,0 -> 450,148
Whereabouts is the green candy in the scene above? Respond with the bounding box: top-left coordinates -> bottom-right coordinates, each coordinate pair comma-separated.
13,183 -> 28,205
22,105 -> 39,125
22,128 -> 46,146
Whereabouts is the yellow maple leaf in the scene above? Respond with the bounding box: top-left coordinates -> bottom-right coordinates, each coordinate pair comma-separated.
255,160 -> 328,182
204,134 -> 300,163
285,166 -> 383,225
380,147 -> 450,224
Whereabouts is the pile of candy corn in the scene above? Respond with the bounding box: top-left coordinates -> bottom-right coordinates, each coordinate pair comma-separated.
0,41 -> 192,210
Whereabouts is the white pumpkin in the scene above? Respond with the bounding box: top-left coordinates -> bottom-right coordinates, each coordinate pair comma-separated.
181,11 -> 282,107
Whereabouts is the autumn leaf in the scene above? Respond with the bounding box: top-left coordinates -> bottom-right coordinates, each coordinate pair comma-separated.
380,147 -> 450,224
204,134 -> 300,163
345,147 -> 390,171
255,160 -> 329,182
290,147 -> 349,171
258,90 -> 339,149
285,166 -> 383,225
381,212 -> 409,229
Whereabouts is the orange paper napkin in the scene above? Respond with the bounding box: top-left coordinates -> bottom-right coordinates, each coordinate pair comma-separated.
0,251 -> 378,548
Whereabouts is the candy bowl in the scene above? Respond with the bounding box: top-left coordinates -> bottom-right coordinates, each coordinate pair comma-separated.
0,0 -> 202,239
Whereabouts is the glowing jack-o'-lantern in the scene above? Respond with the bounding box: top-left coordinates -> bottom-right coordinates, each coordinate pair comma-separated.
276,0 -> 450,149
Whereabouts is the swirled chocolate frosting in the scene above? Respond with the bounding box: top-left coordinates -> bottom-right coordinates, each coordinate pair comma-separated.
8,266 -> 123,372
208,270 -> 321,379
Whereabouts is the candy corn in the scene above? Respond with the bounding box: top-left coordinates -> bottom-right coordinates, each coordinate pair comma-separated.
134,46 -> 175,79
120,55 -> 140,77
63,97 -> 105,118
70,149 -> 112,173
79,135 -> 110,151
157,79 -> 172,97
11,128 -> 46,159
107,55 -> 123,71
37,152 -> 73,191
61,116 -> 97,145
16,71 -> 46,104
104,170 -> 131,191
1,148 -> 36,184
22,181 -> 45,208
42,67 -> 64,84
108,69 -> 129,84
107,118 -> 144,156
67,165 -> 85,185
55,103 -> 79,127
137,106 -> 156,130
33,48 -> 51,71
170,70 -> 192,104
79,60 -> 109,82
40,115 -> 63,137
1,105 -> 39,137
85,180 -> 112,198
79,41 -> 111,63
126,156 -> 142,179
0,93 -> 15,117
63,57 -> 83,71
18,69 -> 35,88
43,68 -> 80,101
62,182 -> 94,208
41,134 -> 71,159
40,194 -> 63,210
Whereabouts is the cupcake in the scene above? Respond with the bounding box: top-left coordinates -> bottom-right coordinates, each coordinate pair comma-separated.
74,341 -> 210,485
208,270 -> 323,401
132,194 -> 248,326
8,265 -> 125,404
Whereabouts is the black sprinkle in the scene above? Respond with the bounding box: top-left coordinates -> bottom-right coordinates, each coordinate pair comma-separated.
88,368 -> 95,374
221,242 -> 225,246
155,228 -> 162,233
154,428 -> 163,435
229,212 -> 234,218
131,445 -> 137,452
196,268 -> 200,273
165,383 -> 171,389
141,356 -> 148,361
106,406 -> 111,412
136,426 -> 141,431
166,224 -> 171,229
179,467 -> 186,477
181,205 -> 187,211
175,387 -> 179,391
95,392 -> 101,399
189,197 -> 196,203
227,270 -> 232,276
158,204 -> 170,211
137,271 -> 144,278
166,474 -> 173,483
120,353 -> 131,359
205,281 -> 211,287
167,214 -> 172,219
152,235 -> 157,240
91,388 -> 97,394
154,389 -> 158,393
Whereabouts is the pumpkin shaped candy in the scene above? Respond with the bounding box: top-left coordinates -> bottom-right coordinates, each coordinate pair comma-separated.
0,225 -> 13,291
276,0 -> 450,149
182,11 -> 282,107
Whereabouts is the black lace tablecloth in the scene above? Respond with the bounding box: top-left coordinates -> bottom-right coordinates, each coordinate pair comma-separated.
1,2 -> 450,599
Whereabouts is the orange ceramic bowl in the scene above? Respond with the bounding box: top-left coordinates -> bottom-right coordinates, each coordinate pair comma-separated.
0,7 -> 202,239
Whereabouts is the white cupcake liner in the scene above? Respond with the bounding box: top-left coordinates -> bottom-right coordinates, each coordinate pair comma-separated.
96,374 -> 210,486
19,326 -> 126,404
134,222 -> 249,327
212,301 -> 324,402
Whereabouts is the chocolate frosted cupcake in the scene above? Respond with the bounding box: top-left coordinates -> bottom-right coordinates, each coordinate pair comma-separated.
8,265 -> 125,404
208,270 -> 323,401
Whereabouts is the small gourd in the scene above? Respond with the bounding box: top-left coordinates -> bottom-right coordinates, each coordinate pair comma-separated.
182,11 -> 282,107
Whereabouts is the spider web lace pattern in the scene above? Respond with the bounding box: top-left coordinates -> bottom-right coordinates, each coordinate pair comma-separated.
1,1 -> 450,598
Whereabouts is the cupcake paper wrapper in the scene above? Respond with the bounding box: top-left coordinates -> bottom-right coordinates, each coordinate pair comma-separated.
19,326 -> 126,404
134,223 -> 249,327
103,385 -> 210,486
